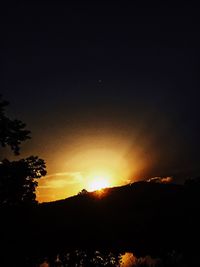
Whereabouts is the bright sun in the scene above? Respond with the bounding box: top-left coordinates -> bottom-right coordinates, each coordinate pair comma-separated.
87,175 -> 111,191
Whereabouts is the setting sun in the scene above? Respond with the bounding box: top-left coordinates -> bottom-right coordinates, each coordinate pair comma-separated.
87,175 -> 111,191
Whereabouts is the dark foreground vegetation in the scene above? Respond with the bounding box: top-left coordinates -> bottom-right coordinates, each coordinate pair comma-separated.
1,179 -> 200,266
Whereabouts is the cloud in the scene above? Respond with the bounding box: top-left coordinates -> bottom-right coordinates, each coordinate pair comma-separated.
39,172 -> 83,189
147,176 -> 173,184
45,172 -> 82,179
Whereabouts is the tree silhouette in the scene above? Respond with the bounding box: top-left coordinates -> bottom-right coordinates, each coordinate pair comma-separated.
0,156 -> 46,205
78,188 -> 88,196
0,95 -> 46,205
0,95 -> 30,155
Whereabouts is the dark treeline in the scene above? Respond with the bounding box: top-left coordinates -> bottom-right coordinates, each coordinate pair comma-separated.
1,179 -> 200,266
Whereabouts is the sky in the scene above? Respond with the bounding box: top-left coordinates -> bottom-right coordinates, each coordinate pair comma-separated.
1,1 -> 200,202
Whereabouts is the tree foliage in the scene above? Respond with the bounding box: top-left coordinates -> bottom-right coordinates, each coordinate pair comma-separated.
0,95 -> 46,205
78,189 -> 88,196
0,156 -> 46,205
0,95 -> 30,155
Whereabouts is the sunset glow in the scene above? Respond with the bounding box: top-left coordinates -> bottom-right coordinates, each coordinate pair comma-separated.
87,175 -> 111,191
37,140 -> 139,202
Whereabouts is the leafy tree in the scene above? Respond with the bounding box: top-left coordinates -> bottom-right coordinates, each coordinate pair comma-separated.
0,95 -> 46,205
0,156 -> 46,205
78,189 -> 88,196
0,95 -> 30,155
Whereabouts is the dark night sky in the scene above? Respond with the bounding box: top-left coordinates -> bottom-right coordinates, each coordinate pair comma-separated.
1,1 -> 200,201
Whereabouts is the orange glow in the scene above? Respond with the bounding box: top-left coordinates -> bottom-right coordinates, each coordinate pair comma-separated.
121,253 -> 136,267
87,172 -> 112,191
88,177 -> 110,191
37,132 -> 150,202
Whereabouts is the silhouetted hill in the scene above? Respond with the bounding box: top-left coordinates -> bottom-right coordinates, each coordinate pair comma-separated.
30,182 -> 194,255
1,180 -> 200,265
